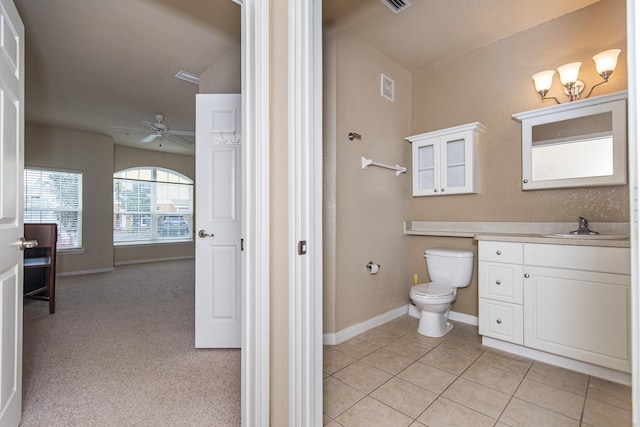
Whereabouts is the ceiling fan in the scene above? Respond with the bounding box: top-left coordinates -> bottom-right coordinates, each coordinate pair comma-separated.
113,114 -> 195,145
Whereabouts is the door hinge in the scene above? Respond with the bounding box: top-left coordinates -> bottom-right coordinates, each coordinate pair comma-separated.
241,238 -> 244,251
298,240 -> 307,255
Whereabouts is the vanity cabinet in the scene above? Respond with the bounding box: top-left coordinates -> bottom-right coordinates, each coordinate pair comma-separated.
478,241 -> 631,373
406,122 -> 485,196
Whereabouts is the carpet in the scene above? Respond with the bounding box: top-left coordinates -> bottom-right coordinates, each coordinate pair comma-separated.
22,259 -> 241,426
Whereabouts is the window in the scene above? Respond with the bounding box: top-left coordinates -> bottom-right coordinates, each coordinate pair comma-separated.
113,167 -> 193,244
24,168 -> 83,249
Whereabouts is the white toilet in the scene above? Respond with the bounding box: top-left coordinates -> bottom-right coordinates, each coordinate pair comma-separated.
410,248 -> 474,337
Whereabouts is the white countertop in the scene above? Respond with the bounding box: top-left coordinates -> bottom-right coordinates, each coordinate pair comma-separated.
473,232 -> 629,248
404,221 -> 630,248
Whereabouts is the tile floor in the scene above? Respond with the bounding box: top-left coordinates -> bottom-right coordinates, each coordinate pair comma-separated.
323,315 -> 632,427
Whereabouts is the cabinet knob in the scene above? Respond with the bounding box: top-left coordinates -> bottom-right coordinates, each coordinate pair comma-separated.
441,188 -> 446,192
496,319 -> 502,324
524,273 -> 530,278
523,179 -> 529,184
433,189 -> 438,193
496,250 -> 502,255
496,280 -> 501,285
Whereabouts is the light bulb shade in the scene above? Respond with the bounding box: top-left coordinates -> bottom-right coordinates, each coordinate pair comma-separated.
557,62 -> 582,85
593,49 -> 621,74
532,70 -> 555,92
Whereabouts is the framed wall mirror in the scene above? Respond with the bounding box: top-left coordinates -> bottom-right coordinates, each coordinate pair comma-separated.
513,91 -> 627,190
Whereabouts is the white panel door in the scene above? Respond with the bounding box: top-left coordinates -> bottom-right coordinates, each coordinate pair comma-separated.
0,0 -> 24,425
195,94 -> 242,348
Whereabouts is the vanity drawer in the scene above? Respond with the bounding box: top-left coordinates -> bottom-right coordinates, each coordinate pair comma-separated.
479,261 -> 524,304
478,241 -> 523,264
479,298 -> 523,345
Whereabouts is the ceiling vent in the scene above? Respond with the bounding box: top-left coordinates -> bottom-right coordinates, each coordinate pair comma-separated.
380,0 -> 412,14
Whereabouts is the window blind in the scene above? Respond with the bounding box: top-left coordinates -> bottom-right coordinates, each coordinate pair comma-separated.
113,167 -> 193,244
24,168 -> 83,249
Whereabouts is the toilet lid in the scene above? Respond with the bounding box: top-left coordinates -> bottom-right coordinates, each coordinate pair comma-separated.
412,283 -> 455,298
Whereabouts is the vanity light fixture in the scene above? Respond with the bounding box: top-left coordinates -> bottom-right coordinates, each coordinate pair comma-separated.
532,48 -> 621,103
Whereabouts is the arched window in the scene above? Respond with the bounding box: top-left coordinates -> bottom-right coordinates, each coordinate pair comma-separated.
113,167 -> 193,244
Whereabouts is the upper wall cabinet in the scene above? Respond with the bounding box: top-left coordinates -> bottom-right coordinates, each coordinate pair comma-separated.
407,122 -> 485,197
513,91 -> 627,191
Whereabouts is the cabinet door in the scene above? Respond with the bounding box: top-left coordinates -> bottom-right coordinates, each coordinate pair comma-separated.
523,266 -> 630,372
412,137 -> 440,196
440,131 -> 474,194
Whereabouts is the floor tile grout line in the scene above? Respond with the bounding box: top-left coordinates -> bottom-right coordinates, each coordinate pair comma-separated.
405,343 -> 495,425
323,315 -> 631,426
493,356 -> 535,424
524,373 -> 590,398
579,376 -> 592,425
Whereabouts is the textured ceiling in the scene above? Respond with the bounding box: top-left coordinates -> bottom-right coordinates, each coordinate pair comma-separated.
324,0 -> 601,72
16,0 -> 241,155
15,0 -> 600,155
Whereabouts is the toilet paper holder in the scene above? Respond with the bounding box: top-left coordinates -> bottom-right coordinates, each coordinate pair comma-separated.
366,261 -> 380,274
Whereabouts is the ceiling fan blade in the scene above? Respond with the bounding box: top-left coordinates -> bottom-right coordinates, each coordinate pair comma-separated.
166,134 -> 194,146
142,134 -> 160,143
111,126 -> 149,133
140,120 -> 161,131
167,129 -> 195,136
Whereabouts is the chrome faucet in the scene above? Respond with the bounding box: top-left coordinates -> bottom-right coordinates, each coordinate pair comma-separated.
571,216 -> 599,235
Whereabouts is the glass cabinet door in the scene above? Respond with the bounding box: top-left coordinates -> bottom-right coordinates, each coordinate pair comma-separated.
412,137 -> 440,195
441,131 -> 471,194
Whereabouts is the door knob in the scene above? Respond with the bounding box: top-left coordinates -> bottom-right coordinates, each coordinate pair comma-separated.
198,230 -> 215,238
19,237 -> 38,250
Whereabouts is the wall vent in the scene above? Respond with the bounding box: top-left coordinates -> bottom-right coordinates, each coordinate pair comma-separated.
381,73 -> 394,101
380,0 -> 412,14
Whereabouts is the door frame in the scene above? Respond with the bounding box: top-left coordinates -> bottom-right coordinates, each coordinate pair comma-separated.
237,0 -> 323,424
287,0 -> 323,425
236,0 -> 270,425
626,0 -> 639,423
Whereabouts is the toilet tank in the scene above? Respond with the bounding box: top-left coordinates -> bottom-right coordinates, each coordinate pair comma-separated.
424,248 -> 474,287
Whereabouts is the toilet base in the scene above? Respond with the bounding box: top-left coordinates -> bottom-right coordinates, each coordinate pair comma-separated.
417,310 -> 454,338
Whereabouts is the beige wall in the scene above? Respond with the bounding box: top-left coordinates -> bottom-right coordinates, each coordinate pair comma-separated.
324,24 -> 412,333
199,45 -> 241,94
270,0 -> 289,423
410,0 -> 628,316
25,124 -> 115,274
113,145 -> 195,265
24,125 -> 196,274
113,145 -> 194,180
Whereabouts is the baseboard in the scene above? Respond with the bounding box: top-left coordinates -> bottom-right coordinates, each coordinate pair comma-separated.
324,304 -> 479,345
57,267 -> 115,277
482,336 -> 632,386
408,303 -> 478,326
448,311 -> 478,326
114,256 -> 195,266
323,306 -> 408,345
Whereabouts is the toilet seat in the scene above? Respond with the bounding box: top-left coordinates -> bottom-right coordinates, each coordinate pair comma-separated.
411,283 -> 455,299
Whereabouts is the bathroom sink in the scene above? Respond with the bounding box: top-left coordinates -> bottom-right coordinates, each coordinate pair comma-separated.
542,233 -> 628,240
